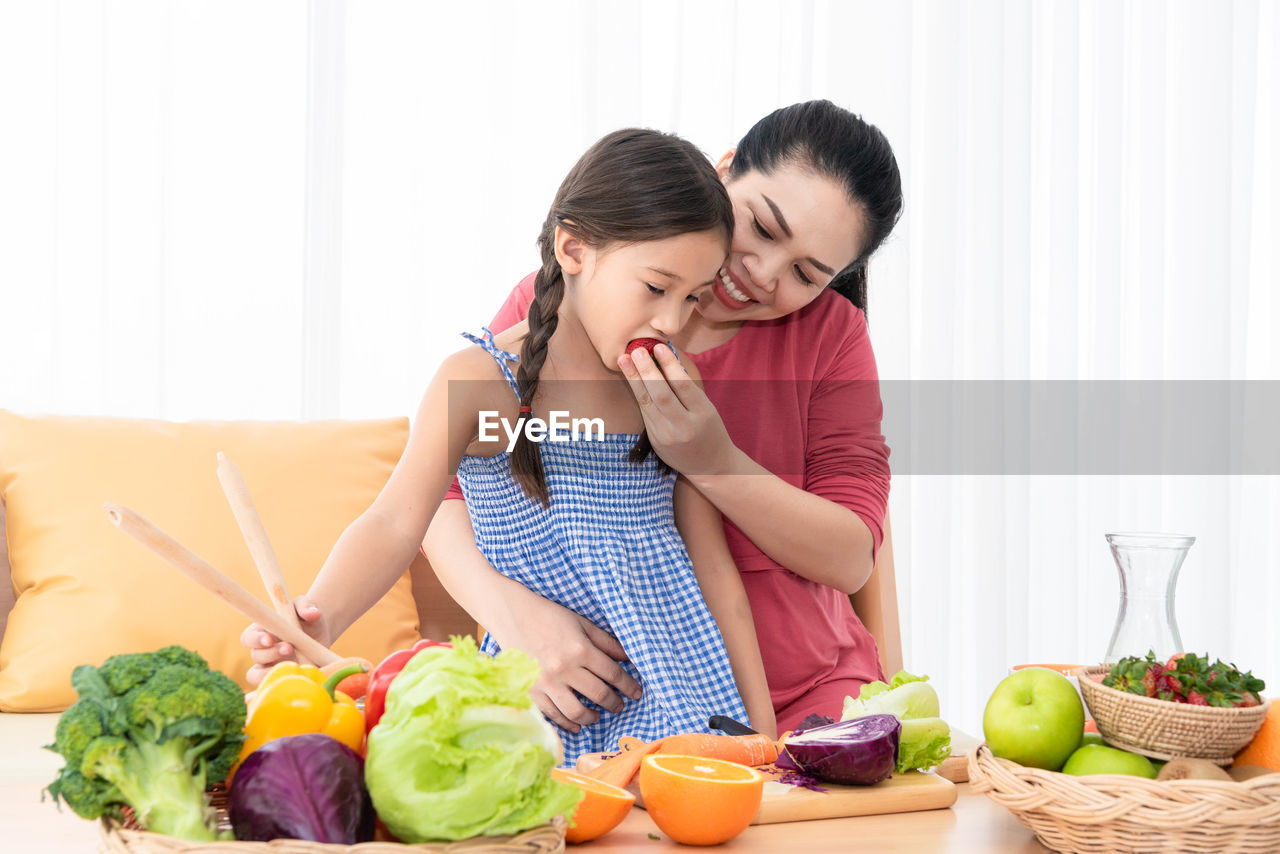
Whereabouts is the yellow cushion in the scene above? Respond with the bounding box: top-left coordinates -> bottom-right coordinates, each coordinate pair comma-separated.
0,410 -> 422,712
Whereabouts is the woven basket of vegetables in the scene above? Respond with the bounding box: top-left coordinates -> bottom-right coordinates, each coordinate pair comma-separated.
100,815 -> 567,854
100,779 -> 567,854
1079,655 -> 1269,764
47,643 -> 577,854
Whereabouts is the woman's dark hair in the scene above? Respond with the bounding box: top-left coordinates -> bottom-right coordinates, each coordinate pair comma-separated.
512,128 -> 733,506
728,99 -> 903,313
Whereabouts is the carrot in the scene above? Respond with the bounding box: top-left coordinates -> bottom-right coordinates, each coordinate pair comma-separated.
585,732 -> 780,789
657,733 -> 779,767
585,738 -> 666,789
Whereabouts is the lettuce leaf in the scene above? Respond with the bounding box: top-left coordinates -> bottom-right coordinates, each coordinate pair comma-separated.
840,671 -> 951,773
364,637 -> 581,842
895,718 -> 952,773
842,679 -> 940,721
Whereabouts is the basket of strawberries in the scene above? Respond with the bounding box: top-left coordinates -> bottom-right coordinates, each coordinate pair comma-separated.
1079,651 -> 1268,764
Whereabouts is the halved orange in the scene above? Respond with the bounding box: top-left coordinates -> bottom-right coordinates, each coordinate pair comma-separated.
551,766 -> 636,844
638,753 -> 764,846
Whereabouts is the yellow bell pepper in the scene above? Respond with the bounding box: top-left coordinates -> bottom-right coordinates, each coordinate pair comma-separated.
234,661 -> 367,773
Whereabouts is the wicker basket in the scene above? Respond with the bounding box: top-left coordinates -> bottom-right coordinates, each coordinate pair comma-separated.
969,743 -> 1280,853
98,789 -> 566,854
98,820 -> 566,854
1079,665 -> 1269,764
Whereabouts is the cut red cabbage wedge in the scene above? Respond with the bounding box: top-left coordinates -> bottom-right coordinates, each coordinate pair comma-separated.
779,713 -> 901,786
775,748 -> 801,771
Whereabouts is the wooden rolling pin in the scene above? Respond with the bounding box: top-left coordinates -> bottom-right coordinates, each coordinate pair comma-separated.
214,453 -> 301,628
103,501 -> 339,667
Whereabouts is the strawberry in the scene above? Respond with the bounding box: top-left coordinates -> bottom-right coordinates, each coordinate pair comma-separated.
626,338 -> 664,357
1108,649 -> 1266,707
1142,665 -> 1161,697
1157,674 -> 1186,702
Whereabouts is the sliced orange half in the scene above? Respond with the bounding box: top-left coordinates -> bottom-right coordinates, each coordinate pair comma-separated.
551,766 -> 637,844
638,753 -> 764,846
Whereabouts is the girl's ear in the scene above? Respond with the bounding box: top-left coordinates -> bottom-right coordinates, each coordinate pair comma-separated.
554,223 -> 587,274
715,149 -> 736,180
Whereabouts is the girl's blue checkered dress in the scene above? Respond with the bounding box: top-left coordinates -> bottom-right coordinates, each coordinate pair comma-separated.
457,328 -> 750,766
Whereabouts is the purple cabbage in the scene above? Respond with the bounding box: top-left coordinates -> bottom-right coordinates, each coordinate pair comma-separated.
776,714 -> 838,771
228,734 -> 374,844
778,713 -> 901,785
794,713 -> 836,733
775,748 -> 801,771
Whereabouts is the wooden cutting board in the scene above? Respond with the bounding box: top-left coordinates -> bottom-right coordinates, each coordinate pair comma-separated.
576,752 -> 957,825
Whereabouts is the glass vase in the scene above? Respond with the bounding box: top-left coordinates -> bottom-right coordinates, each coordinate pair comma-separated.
1103,532 -> 1194,664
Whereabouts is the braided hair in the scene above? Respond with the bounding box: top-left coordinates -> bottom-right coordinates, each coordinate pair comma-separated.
729,100 -> 903,318
510,129 -> 733,506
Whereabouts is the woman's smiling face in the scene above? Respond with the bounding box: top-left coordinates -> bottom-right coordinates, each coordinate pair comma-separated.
699,155 -> 868,323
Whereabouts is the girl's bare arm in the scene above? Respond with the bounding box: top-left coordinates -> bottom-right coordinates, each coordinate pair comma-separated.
241,349 -> 488,680
675,475 -> 776,739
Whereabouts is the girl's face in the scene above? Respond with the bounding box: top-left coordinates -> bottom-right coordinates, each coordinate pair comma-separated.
564,228 -> 728,371
698,156 -> 868,323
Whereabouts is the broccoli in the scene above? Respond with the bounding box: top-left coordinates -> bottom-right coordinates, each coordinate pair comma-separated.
45,645 -> 247,841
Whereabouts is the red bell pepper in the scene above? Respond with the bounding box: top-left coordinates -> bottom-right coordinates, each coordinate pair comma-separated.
364,638 -> 452,732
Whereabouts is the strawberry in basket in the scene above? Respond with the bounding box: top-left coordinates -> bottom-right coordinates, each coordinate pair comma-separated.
1102,651 -> 1264,707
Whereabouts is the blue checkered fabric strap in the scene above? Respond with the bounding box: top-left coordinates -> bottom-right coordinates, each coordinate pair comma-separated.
456,330 -> 750,766
460,327 -> 520,393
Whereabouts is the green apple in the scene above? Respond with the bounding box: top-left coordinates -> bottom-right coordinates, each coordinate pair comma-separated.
1061,744 -> 1158,778
983,668 -> 1084,770
1081,732 -> 1105,747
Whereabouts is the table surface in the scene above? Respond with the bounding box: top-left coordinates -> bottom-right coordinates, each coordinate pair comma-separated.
2,713 -> 1050,853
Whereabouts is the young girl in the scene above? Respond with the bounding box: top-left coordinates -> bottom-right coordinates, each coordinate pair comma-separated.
244,128 -> 775,763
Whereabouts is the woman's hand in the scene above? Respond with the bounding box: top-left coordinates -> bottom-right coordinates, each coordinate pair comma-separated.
617,345 -> 736,477
423,499 -> 643,732
238,595 -> 333,685
488,594 -> 643,733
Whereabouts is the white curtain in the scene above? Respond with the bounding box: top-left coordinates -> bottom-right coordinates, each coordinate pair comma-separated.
1,0 -> 1276,734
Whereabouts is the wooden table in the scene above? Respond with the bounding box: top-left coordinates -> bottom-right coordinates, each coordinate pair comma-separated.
2,713 -> 1050,852
3,782 -> 1050,852
580,786 -> 1049,852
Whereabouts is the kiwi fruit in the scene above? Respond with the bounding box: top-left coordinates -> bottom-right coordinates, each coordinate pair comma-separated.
1228,764 -> 1279,782
1156,757 -> 1233,782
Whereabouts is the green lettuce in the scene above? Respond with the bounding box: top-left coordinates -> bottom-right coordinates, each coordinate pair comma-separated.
364,636 -> 582,842
896,718 -> 952,773
842,671 -> 940,720
840,670 -> 951,773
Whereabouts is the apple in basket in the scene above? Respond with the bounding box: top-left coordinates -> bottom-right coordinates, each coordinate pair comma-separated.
983,668 -> 1085,771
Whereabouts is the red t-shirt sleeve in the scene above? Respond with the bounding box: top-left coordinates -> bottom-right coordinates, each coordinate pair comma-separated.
488,272 -> 536,332
443,273 -> 538,502
803,307 -> 891,558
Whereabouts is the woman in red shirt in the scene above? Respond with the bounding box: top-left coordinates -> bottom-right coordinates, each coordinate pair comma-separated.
246,100 -> 902,735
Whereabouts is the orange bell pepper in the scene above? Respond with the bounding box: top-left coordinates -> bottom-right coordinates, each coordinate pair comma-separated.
234,661 -> 366,774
